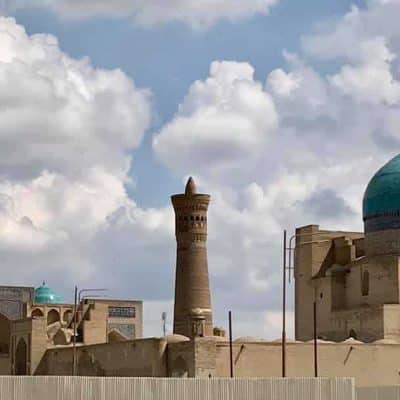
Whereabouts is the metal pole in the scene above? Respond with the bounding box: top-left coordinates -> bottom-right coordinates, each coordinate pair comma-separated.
313,301 -> 318,377
228,310 -> 234,378
78,288 -> 108,303
72,286 -> 77,376
282,230 -> 287,377
162,312 -> 167,337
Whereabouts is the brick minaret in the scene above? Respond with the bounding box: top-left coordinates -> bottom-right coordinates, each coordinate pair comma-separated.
171,177 -> 213,338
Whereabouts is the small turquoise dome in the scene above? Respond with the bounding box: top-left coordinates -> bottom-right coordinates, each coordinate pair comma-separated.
34,282 -> 62,304
363,154 -> 400,232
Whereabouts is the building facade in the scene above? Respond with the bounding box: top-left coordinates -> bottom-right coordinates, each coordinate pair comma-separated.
0,283 -> 143,375
6,156 -> 400,385
295,154 -> 400,343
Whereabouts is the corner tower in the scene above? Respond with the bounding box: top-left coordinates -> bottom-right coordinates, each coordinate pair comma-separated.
171,177 -> 213,338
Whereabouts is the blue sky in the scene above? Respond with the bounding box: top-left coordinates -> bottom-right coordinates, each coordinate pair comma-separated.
0,0 -> 399,337
14,0 -> 365,207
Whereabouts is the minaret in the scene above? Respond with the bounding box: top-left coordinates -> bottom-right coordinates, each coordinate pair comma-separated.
171,177 -> 213,338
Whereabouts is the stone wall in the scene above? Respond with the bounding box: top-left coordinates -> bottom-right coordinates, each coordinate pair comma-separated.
0,355 -> 10,375
366,229 -> 400,256
35,338 -> 168,377
11,317 -> 47,375
294,225 -> 364,341
27,335 -> 400,387
0,286 -> 33,320
215,341 -> 400,387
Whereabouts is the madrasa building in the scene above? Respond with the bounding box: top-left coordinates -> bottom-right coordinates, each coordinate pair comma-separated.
3,155 -> 400,386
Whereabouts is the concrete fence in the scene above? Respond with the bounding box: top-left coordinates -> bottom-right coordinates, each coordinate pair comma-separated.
0,377 -> 355,400
357,386 -> 400,400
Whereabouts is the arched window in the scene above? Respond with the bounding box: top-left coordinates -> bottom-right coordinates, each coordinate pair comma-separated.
47,309 -> 60,326
31,308 -> 44,318
362,270 -> 370,296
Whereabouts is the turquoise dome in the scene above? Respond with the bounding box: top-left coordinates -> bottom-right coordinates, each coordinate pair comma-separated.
34,283 -> 62,304
363,154 -> 400,232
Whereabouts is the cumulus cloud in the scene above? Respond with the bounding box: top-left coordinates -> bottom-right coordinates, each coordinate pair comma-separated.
329,37 -> 400,105
1,0 -> 279,29
151,0 -> 400,337
153,61 -> 278,179
4,0 -> 400,340
0,17 -> 151,180
0,17 -> 157,296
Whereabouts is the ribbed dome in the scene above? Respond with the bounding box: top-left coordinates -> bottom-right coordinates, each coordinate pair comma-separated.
34,282 -> 62,304
363,154 -> 400,233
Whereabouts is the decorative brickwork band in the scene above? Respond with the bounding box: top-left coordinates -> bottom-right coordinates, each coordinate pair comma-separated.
364,211 -> 400,233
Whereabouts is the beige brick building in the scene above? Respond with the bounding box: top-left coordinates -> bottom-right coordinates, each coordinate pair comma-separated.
295,153 -> 400,343
0,283 -> 142,375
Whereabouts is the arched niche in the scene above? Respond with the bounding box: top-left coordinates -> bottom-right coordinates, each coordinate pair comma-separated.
0,313 -> 10,354
47,309 -> 60,326
31,308 -> 44,318
170,355 -> 189,378
15,338 -> 27,375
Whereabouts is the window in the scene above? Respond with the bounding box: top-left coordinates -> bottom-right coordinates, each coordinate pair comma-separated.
108,306 -> 136,318
362,270 -> 369,296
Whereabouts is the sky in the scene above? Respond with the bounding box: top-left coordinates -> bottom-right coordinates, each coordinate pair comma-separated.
0,0 -> 399,339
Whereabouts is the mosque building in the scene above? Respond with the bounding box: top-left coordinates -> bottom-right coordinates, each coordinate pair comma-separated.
3,158 -> 400,386
0,282 -> 142,375
295,153 -> 400,343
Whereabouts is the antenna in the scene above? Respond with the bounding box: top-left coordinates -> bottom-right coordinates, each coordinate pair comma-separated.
161,312 -> 167,336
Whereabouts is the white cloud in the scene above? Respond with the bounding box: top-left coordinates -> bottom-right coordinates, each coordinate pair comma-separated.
3,0 -> 400,341
0,17 -> 155,290
153,61 -> 278,179
267,68 -> 301,97
329,37 -> 400,105
1,0 -> 279,29
0,17 -> 151,181
151,0 -> 400,337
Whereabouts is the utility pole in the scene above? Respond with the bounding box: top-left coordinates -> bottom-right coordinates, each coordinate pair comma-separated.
313,301 -> 318,377
282,230 -> 287,377
228,311 -> 234,378
72,286 -> 77,376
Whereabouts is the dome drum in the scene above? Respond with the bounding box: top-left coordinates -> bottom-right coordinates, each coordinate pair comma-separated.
364,211 -> 400,233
